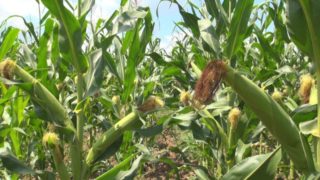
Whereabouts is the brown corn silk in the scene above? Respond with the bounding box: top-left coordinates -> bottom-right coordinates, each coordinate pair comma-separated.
194,60 -> 226,104
0,60 -> 15,80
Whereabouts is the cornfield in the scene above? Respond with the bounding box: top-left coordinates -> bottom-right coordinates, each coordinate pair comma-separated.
0,0 -> 320,179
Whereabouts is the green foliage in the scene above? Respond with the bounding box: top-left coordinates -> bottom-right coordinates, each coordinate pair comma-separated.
1,0 -> 320,179
0,28 -> 19,60
41,0 -> 88,73
222,147 -> 281,180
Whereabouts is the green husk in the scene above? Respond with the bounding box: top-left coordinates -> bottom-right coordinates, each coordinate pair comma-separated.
0,59 -> 81,178
85,111 -> 139,166
0,60 -> 75,132
223,64 -> 314,173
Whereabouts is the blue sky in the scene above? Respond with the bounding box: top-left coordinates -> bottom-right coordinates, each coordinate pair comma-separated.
0,0 -> 265,48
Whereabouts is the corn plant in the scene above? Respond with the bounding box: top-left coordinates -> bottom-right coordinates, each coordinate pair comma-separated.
0,0 -> 168,179
148,0 -> 320,178
1,0 -> 320,179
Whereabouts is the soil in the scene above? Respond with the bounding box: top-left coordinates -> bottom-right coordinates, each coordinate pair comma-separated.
139,129 -> 196,180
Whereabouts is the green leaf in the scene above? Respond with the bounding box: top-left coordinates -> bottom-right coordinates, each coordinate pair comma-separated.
79,0 -> 95,23
120,0 -> 128,6
0,148 -> 35,175
0,28 -> 19,60
96,154 -> 141,180
254,26 -> 281,62
291,104 -> 317,124
84,49 -> 106,97
114,154 -> 144,179
111,9 -> 147,36
299,119 -> 318,137
148,52 -> 168,66
41,0 -> 88,73
122,20 -> 141,102
199,19 -> 221,55
194,168 -> 211,180
136,125 -> 163,137
204,0 -> 228,35
122,8 -> 152,102
235,140 -> 252,163
267,2 -> 290,43
225,0 -> 254,58
286,0 -> 320,60
37,18 -> 55,80
222,147 -> 281,180
139,9 -> 154,64
2,15 -> 39,44
175,1 -> 200,38
103,51 -> 121,82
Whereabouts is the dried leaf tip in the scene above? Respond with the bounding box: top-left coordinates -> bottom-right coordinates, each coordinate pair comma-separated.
194,60 -> 227,104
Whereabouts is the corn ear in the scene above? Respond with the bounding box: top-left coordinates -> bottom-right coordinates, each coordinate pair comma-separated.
228,108 -> 241,131
1,60 -> 82,177
86,111 -> 139,166
86,95 -> 164,167
42,132 -> 70,180
223,64 -> 314,173
0,60 -> 75,132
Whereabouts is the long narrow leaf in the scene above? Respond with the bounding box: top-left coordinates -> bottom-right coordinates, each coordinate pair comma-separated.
0,28 -> 19,60
222,147 -> 281,180
225,0 -> 254,58
286,0 -> 320,60
41,0 -> 88,73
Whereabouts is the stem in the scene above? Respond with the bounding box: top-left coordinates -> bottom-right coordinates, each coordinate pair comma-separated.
70,142 -> 82,180
74,73 -> 85,178
51,145 -> 70,180
202,109 -> 228,147
37,0 -> 41,37
76,74 -> 85,149
227,126 -> 236,169
78,0 -> 81,18
317,70 -> 320,169
289,160 -> 295,180
259,134 -> 263,154
228,128 -> 235,148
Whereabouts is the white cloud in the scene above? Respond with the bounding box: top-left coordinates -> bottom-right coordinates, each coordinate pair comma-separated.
0,0 -> 120,30
89,0 -> 118,21
0,0 -> 40,30
0,0 -> 39,18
